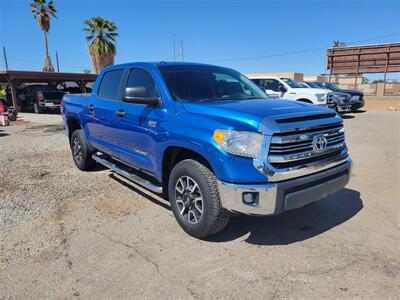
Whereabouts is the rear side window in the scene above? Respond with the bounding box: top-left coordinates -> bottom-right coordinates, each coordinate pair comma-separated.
98,69 -> 124,99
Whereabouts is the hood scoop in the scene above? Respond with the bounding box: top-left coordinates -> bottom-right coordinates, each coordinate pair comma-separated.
275,113 -> 337,124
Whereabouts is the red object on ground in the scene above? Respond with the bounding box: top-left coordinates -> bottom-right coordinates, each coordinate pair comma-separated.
0,100 -> 5,113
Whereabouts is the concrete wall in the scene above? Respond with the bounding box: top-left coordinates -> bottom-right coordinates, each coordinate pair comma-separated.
337,76 -> 364,84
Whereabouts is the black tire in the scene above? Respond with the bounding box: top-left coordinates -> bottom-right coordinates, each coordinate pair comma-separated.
70,129 -> 95,171
168,159 -> 230,238
7,108 -> 17,121
33,101 -> 43,114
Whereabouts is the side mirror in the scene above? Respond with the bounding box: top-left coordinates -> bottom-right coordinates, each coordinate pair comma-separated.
278,85 -> 286,93
122,87 -> 160,106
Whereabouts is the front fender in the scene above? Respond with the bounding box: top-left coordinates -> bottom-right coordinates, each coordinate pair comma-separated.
156,133 -> 268,184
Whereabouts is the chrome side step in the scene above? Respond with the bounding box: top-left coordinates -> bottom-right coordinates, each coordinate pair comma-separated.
92,154 -> 163,194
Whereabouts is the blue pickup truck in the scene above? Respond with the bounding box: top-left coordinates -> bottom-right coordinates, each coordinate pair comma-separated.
62,62 -> 352,238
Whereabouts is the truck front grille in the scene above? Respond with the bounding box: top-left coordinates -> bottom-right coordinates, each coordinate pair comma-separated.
268,123 -> 346,169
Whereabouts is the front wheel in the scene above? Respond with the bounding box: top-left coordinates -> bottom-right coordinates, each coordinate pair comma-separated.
168,159 -> 230,238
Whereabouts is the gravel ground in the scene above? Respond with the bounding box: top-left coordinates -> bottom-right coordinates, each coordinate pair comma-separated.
0,110 -> 399,299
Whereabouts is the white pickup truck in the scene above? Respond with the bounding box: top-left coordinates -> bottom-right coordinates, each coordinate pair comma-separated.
248,76 -> 332,107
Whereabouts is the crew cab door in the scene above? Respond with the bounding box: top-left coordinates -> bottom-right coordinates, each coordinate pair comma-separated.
113,68 -> 164,174
262,79 -> 287,99
85,69 -> 124,155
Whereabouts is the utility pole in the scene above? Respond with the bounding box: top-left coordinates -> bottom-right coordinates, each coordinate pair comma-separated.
179,40 -> 184,62
2,46 -> 9,70
173,33 -> 176,62
56,51 -> 60,72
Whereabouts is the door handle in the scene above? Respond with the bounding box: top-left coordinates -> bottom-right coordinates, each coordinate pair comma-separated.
88,104 -> 94,112
115,109 -> 126,117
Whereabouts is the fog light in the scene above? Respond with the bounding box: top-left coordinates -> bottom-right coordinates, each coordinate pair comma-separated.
242,192 -> 259,205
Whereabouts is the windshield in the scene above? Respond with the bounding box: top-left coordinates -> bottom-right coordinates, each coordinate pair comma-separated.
280,78 -> 304,88
323,82 -> 340,91
298,82 -> 309,88
305,82 -> 321,89
158,65 -> 268,102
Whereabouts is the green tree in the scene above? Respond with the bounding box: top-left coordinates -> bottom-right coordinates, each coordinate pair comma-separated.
31,0 -> 57,72
83,17 -> 118,73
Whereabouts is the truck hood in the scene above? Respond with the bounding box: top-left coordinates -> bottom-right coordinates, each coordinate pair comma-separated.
292,88 -> 329,94
337,89 -> 363,96
331,91 -> 350,97
181,99 -> 331,130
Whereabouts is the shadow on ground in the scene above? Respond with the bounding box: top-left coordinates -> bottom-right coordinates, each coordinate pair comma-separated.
104,170 -> 362,246
0,129 -> 9,137
341,114 -> 355,119
109,173 -> 170,210
208,188 -> 362,245
25,124 -> 64,132
354,109 -> 367,114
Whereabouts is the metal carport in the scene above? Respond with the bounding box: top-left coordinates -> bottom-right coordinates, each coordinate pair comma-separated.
0,70 -> 97,111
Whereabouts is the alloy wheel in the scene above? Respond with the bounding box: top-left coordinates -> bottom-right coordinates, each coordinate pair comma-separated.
175,176 -> 203,224
72,137 -> 83,163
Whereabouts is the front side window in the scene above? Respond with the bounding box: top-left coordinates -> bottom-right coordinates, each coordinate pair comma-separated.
125,69 -> 158,99
158,66 -> 267,102
264,79 -> 282,92
97,69 -> 124,99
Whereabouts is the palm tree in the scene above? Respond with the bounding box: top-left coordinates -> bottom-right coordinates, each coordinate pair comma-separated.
83,17 -> 118,73
31,0 -> 57,72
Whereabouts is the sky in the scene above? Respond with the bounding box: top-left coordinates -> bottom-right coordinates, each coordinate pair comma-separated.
0,0 -> 400,80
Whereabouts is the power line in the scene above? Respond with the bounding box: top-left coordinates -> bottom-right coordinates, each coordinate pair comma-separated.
203,33 -> 400,63
0,54 -> 91,70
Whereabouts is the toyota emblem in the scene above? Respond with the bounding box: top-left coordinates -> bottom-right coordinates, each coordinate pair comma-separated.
313,136 -> 328,153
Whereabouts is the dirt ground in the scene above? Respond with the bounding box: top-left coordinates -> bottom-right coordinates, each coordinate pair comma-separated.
0,109 -> 399,299
363,98 -> 400,111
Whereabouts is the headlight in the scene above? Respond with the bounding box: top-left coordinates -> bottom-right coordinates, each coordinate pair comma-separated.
327,94 -> 337,104
213,129 -> 262,158
315,93 -> 327,102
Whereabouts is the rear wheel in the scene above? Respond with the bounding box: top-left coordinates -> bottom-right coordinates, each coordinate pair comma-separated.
7,108 -> 17,121
33,101 -> 43,114
168,159 -> 230,238
70,129 -> 95,171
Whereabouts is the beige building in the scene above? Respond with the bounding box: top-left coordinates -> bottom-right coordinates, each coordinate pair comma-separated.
303,75 -> 328,82
246,72 -> 304,81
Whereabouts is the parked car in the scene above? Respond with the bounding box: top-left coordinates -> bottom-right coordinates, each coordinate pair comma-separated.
64,86 -> 93,94
248,76 -> 331,107
16,84 -> 65,113
62,62 -> 352,238
309,82 -> 364,111
301,82 -> 351,113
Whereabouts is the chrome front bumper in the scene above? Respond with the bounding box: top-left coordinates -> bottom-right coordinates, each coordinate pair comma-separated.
218,159 -> 352,215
